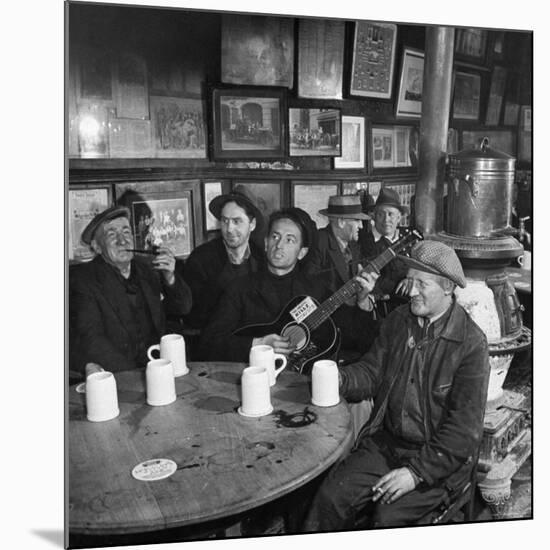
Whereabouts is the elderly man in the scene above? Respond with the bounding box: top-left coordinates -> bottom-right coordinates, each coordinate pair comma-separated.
182,187 -> 265,331
311,194 -> 378,354
69,205 -> 192,375
198,208 -> 376,364
302,240 -> 489,531
359,187 -> 410,315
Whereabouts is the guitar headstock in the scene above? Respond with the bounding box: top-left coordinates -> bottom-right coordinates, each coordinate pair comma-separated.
390,227 -> 424,256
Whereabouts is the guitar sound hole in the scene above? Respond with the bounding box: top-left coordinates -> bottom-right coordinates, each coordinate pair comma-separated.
281,323 -> 308,351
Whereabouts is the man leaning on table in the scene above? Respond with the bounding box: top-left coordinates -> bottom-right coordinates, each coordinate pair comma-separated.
69,205 -> 192,377
302,240 -> 490,530
198,207 -> 378,363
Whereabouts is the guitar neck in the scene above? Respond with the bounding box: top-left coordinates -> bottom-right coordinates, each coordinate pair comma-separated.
306,247 -> 397,331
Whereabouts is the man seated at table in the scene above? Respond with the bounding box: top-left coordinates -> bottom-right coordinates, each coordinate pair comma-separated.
302,241 -> 490,531
359,187 -> 410,316
69,205 -> 192,375
181,186 -> 265,330
309,194 -> 378,354
197,207 -> 378,365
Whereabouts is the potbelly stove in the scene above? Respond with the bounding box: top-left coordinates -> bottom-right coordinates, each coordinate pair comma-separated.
436,138 -> 532,518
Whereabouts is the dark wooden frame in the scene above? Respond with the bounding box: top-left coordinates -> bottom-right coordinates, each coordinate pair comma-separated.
114,179 -> 203,259
454,28 -> 489,65
209,85 -> 287,161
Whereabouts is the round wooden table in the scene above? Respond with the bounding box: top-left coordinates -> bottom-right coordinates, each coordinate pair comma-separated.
68,362 -> 352,535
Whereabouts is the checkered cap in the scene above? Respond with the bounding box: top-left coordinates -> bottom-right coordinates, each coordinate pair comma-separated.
399,240 -> 466,288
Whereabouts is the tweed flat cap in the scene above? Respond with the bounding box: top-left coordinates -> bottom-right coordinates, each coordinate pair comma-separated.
399,240 -> 467,288
319,195 -> 371,220
81,205 -> 130,245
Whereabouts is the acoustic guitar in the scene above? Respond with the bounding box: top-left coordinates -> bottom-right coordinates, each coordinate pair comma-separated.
234,229 -> 423,374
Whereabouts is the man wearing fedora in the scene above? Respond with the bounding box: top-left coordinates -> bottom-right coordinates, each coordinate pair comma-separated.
302,241 -> 489,531
181,187 -> 265,333
69,205 -> 192,376
198,207 -> 377,363
359,187 -> 411,316
311,194 -> 379,354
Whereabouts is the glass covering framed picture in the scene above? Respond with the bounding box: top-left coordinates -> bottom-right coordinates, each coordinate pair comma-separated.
452,70 -> 482,121
350,21 -> 397,99
395,47 -> 424,118
210,85 -> 287,161
289,108 -> 342,157
334,115 -> 366,169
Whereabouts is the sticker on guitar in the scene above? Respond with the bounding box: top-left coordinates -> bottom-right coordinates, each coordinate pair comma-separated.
289,296 -> 318,323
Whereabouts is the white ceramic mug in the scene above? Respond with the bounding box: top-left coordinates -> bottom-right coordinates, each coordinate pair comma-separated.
311,360 -> 340,407
239,366 -> 273,417
517,251 -> 532,271
86,371 -> 120,422
249,345 -> 287,386
147,334 -> 188,377
146,358 -> 177,406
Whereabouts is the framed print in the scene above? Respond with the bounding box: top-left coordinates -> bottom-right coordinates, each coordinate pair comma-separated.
292,182 -> 339,228
350,21 -> 397,99
115,180 -> 202,259
289,108 -> 341,157
372,126 -> 395,168
76,101 -> 113,158
342,181 -> 370,195
334,116 -> 366,169
210,85 -> 287,160
221,14 -> 294,88
452,71 -> 481,120
454,28 -> 488,63
462,130 -> 516,157
68,185 -> 113,262
150,96 -> 207,159
485,66 -> 507,126
76,48 -> 113,102
113,53 -> 149,119
232,182 -> 282,222
108,119 -> 153,158
203,182 -> 223,231
395,48 -> 424,118
518,105 -> 532,164
297,19 -> 345,99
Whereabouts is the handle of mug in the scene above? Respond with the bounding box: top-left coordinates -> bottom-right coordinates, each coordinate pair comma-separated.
274,354 -> 287,379
147,344 -> 161,361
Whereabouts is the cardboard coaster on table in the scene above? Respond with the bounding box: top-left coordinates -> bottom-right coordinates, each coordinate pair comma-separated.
132,459 -> 177,481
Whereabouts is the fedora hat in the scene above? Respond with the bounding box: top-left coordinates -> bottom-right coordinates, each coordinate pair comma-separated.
209,185 -> 263,230
81,205 -> 130,245
399,240 -> 466,288
375,188 -> 409,215
319,195 -> 371,220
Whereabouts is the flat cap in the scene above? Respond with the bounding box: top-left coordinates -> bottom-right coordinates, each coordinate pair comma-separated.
399,240 -> 467,288
81,205 -> 130,245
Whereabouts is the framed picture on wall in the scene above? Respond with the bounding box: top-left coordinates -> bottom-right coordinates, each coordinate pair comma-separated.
452,71 -> 481,121
334,116 -> 366,169
210,85 -> 287,160
68,184 -> 113,262
372,126 -> 395,168
232,181 -> 282,223
395,47 -> 424,118
203,181 -> 223,231
485,66 -> 507,126
115,180 -> 202,259
150,96 -> 207,158
297,18 -> 345,99
291,181 -> 340,228
350,21 -> 397,99
454,28 -> 488,64
289,108 -> 342,157
221,14 -> 294,88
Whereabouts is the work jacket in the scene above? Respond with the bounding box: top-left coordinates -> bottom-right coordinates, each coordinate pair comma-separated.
340,299 -> 490,493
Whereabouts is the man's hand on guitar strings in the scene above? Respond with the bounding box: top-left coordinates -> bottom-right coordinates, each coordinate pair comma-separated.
355,266 -> 379,312
252,334 -> 296,356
